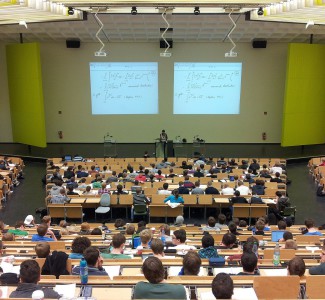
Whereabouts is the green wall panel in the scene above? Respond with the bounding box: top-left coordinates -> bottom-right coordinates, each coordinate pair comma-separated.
6,43 -> 46,147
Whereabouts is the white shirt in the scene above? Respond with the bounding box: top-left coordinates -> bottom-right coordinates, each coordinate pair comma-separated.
222,187 -> 235,195
236,185 -> 251,195
158,190 -> 172,195
270,166 -> 283,174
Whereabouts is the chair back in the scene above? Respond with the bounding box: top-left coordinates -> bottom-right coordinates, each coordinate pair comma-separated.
134,204 -> 147,214
100,193 -> 110,207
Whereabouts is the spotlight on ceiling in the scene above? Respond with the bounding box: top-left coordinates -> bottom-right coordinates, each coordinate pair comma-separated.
194,6 -> 200,15
67,6 -> 74,15
257,7 -> 264,16
131,6 -> 137,15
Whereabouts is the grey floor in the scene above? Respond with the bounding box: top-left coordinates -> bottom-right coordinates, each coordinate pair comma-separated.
1,160 -> 325,227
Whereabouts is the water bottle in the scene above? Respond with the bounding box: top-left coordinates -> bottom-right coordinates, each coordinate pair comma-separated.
273,242 -> 280,266
252,242 -> 258,257
161,228 -> 166,245
80,258 -> 88,284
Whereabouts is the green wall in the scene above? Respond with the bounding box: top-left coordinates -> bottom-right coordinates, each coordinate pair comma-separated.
6,43 -> 46,147
282,43 -> 325,147
1,41 -> 288,143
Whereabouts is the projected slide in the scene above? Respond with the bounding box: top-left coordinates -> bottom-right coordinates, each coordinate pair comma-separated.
90,62 -> 158,114
173,63 -> 242,114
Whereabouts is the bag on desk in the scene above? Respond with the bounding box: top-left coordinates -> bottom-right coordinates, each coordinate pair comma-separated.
209,256 -> 225,267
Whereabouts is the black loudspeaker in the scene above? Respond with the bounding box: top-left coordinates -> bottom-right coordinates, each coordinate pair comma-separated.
252,40 -> 267,48
66,39 -> 80,48
160,39 -> 173,49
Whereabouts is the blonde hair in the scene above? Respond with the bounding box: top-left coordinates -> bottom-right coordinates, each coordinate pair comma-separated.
140,229 -> 152,244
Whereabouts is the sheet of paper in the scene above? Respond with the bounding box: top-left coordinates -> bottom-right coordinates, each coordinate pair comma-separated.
168,266 -> 206,276
261,268 -> 287,276
199,288 -> 257,300
54,283 -> 76,298
0,286 -> 8,298
103,265 -> 120,280
213,267 -> 243,275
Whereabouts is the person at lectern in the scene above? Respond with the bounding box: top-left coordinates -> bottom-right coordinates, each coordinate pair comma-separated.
159,129 -> 168,143
157,129 -> 168,158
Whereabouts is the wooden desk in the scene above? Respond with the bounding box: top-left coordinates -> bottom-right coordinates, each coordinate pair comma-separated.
149,205 -> 183,222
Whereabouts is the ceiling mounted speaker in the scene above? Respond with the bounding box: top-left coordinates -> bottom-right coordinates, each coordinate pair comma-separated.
252,40 -> 267,48
66,39 -> 80,48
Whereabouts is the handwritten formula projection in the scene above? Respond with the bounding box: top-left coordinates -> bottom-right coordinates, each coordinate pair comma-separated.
173,63 -> 242,114
90,62 -> 158,114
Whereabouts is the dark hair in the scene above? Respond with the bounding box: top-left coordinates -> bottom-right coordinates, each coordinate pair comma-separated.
234,190 -> 240,197
218,214 -> 226,224
241,252 -> 257,273
142,256 -> 164,283
288,257 -> 305,277
91,228 -> 102,235
163,183 -> 169,190
15,221 -> 25,229
305,218 -> 315,229
126,224 -> 135,235
183,251 -> 201,275
151,238 -> 164,255
173,189 -> 179,199
228,222 -> 237,234
278,220 -> 287,230
71,236 -> 91,254
20,260 -> 40,283
114,218 -> 126,228
207,217 -> 216,227
35,242 -> 51,258
283,231 -> 293,241
202,234 -> 214,248
174,229 -> 186,243
243,236 -> 259,253
212,273 -> 234,299
255,220 -> 265,231
112,233 -> 126,248
238,220 -> 247,227
36,223 -> 48,237
222,233 -> 236,248
83,246 -> 100,267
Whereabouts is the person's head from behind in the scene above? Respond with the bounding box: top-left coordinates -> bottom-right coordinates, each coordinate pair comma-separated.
35,242 -> 50,258
80,222 -> 90,232
255,220 -> 265,232
163,182 -> 169,190
285,239 -> 297,250
183,251 -> 201,275
243,236 -> 259,253
283,231 -> 293,241
71,236 -> 91,254
207,216 -> 216,227
238,220 -> 247,228
91,228 -> 102,235
36,223 -> 48,237
202,234 -> 214,249
278,220 -> 287,230
2,233 -> 15,241
140,229 -> 152,246
159,224 -> 170,236
173,229 -> 186,245
218,214 -> 226,225
20,260 -> 40,284
151,238 -> 164,256
142,256 -> 164,284
241,252 -> 257,273
288,256 -> 305,277
222,233 -> 236,248
112,233 -> 126,249
126,224 -> 135,235
114,218 -> 126,229
212,273 -> 234,299
305,218 -> 315,229
83,246 -> 100,267
228,222 -> 237,234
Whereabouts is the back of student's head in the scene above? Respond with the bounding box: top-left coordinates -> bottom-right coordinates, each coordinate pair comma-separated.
71,236 -> 91,254
207,216 -> 216,227
218,214 -> 226,224
288,256 -> 305,277
222,233 -> 236,248
83,246 -> 100,266
142,256 -> 164,283
126,224 -> 135,235
35,242 -> 51,258
228,222 -> 237,234
151,238 -> 164,255
285,239 -> 297,250
183,251 -> 201,275
20,260 -> 40,284
305,218 -> 315,229
243,236 -> 259,253
255,220 -> 265,231
283,231 -> 293,241
241,252 -> 257,273
212,273 -> 234,299
140,229 -> 152,244
202,234 -> 214,248
174,229 -> 186,243
112,233 -> 126,248
114,218 -> 126,228
277,220 -> 287,230
159,224 -> 170,236
37,223 -> 48,237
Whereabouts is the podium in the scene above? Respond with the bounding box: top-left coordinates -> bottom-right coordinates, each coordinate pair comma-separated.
104,134 -> 117,157
174,141 -> 187,158
155,140 -> 165,158
192,139 -> 205,157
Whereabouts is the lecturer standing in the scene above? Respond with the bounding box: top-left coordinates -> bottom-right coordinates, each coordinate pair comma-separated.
159,129 -> 168,158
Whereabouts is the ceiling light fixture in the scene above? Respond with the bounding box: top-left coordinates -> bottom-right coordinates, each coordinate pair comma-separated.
257,7 -> 264,16
94,8 -> 107,56
131,6 -> 137,15
225,9 -> 237,58
194,6 -> 200,15
67,6 -> 74,15
160,8 -> 172,58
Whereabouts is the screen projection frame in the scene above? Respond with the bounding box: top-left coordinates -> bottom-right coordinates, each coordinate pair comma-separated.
90,62 -> 158,115
173,62 -> 243,115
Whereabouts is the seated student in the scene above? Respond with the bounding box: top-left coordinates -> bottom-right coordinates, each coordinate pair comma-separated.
212,273 -> 234,300
191,181 -> 204,194
151,238 -> 165,259
72,246 -> 108,276
79,222 -> 91,235
50,188 -> 70,204
2,233 -> 15,241
304,218 -> 323,236
230,190 -> 248,204
42,250 -> 70,279
164,189 -> 184,204
254,220 -> 266,235
98,182 -> 110,195
250,193 -> 264,204
112,184 -> 128,195
237,252 -> 259,275
91,228 -> 102,235
67,185 -> 78,195
205,181 -> 220,195
198,234 -> 219,259
201,216 -> 221,232
236,181 -> 251,196
9,260 -> 60,299
228,236 -> 259,262
215,214 -> 228,230
279,230 -> 293,243
137,229 -> 152,251
158,183 -> 172,195
159,224 -> 172,244
228,222 -> 240,236
172,229 -> 196,251
284,239 -> 297,250
179,250 -> 201,275
69,236 -> 91,259
309,242 -> 325,275
134,256 -> 186,299
66,177 -> 78,189
277,220 -> 287,230
174,215 -> 184,227
217,233 -> 237,249
251,179 -> 266,195
35,242 -> 51,258
287,257 -> 306,299
271,172 -> 283,183
101,233 -> 131,259
114,218 -> 126,230
24,215 -> 35,228
178,181 -> 190,195
31,224 -> 57,242
8,221 -> 28,236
